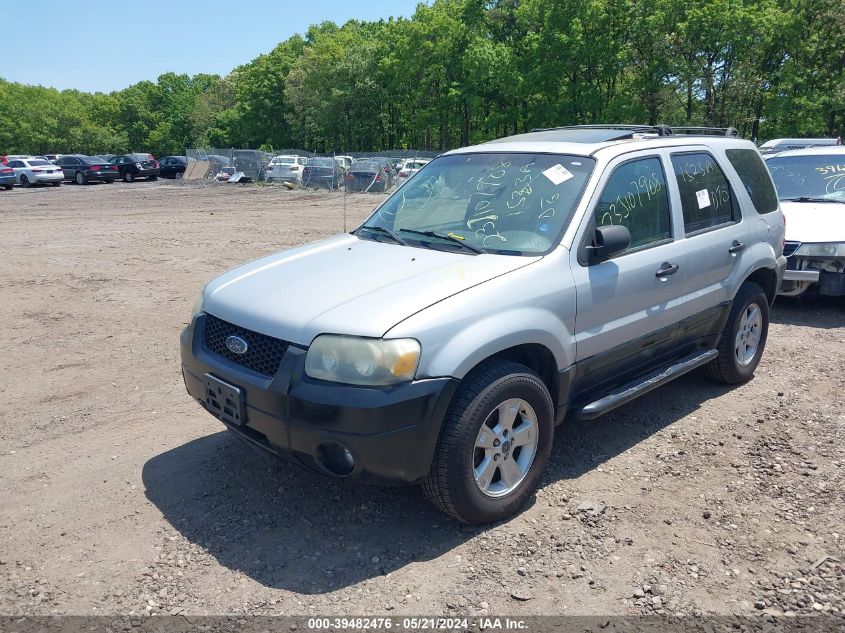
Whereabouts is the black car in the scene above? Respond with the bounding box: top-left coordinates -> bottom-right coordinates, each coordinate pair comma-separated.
346,159 -> 392,192
109,153 -> 160,182
56,155 -> 119,184
302,157 -> 343,190
158,156 -> 187,179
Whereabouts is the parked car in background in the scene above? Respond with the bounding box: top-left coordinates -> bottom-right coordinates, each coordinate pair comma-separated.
44,154 -> 64,163
759,138 -> 841,155
5,157 -> 64,187
56,155 -> 118,184
302,157 -> 343,190
397,158 -> 430,182
266,155 -> 306,185
765,146 -> 845,297
0,165 -> 15,189
335,155 -> 354,172
346,159 -> 392,192
158,156 -> 187,179
109,153 -> 160,182
233,149 -> 268,181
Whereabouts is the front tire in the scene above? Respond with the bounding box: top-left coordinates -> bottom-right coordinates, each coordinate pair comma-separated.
423,360 -> 554,525
706,282 -> 769,384
20,175 -> 31,188
52,182 -> 61,187
149,175 -> 158,181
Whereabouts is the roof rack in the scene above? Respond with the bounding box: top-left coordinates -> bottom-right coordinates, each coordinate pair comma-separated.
529,124 -> 739,138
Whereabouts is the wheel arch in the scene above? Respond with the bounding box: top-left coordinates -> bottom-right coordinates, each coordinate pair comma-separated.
743,266 -> 777,306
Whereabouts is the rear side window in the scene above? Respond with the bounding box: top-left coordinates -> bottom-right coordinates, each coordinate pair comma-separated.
671,152 -> 736,234
594,157 -> 672,252
725,149 -> 778,214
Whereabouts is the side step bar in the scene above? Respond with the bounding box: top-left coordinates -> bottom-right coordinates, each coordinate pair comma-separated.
574,349 -> 719,421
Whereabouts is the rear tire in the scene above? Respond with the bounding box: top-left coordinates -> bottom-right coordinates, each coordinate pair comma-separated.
149,175 -> 158,181
52,182 -> 61,187
706,282 -> 769,384
124,171 -> 134,183
4,184 -> 12,190
423,360 -> 554,525
75,171 -> 86,185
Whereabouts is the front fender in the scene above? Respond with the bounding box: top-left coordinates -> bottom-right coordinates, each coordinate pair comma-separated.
422,307 -> 574,379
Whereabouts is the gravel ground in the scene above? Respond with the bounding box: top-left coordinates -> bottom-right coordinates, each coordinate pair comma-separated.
0,180 -> 842,620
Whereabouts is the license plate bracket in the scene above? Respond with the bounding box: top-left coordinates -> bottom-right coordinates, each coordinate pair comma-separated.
203,374 -> 246,426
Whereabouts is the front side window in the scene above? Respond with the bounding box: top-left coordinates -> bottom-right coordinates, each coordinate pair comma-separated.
726,149 -> 778,214
765,154 -> 845,202
671,152 -> 736,234
360,153 -> 595,255
593,157 -> 671,252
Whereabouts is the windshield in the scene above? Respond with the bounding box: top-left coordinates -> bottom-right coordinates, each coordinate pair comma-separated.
307,158 -> 334,167
766,155 -> 845,201
82,157 -> 105,165
273,157 -> 296,164
129,153 -> 151,161
27,159 -> 52,166
359,153 -> 595,255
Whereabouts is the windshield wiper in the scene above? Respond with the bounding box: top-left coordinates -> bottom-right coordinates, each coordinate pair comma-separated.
398,229 -> 488,254
355,224 -> 408,245
784,196 -> 840,203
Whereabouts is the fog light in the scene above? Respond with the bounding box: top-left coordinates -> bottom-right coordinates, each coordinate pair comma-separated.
316,442 -> 355,476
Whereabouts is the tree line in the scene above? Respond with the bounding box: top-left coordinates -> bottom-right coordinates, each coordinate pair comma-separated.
1,0 -> 843,156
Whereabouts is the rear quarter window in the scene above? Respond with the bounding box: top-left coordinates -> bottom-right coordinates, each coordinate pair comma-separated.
726,149 -> 778,214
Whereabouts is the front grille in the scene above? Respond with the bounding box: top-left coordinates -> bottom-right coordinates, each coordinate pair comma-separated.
202,314 -> 288,377
783,241 -> 801,257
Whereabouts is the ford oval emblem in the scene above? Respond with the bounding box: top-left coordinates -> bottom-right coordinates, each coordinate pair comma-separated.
225,335 -> 248,355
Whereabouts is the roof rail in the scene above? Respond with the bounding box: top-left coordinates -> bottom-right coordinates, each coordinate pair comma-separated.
530,124 -> 673,136
529,124 -> 739,138
671,126 -> 739,137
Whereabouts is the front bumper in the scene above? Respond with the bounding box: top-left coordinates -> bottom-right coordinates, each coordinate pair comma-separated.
779,255 -> 845,296
180,315 -> 458,484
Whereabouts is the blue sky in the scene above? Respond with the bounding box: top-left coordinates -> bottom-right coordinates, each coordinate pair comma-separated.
3,1 -> 424,93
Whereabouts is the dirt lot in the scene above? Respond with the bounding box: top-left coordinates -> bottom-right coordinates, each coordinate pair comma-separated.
0,181 -> 843,619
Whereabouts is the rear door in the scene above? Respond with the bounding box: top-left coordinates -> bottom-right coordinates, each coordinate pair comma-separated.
667,149 -> 751,316
569,151 -> 690,399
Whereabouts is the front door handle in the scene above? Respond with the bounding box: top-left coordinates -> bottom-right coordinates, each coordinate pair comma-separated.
729,240 -> 745,254
655,262 -> 680,278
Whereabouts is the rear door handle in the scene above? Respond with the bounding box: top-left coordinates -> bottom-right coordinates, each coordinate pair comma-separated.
729,240 -> 745,254
655,262 -> 680,278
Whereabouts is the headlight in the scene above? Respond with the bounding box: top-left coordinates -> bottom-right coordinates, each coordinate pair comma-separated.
305,335 -> 420,386
794,242 -> 845,257
190,286 -> 206,319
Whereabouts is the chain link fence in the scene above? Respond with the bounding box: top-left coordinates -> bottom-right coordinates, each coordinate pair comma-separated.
185,148 -> 442,196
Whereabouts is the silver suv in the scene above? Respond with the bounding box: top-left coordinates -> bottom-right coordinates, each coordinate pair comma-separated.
181,124 -> 786,524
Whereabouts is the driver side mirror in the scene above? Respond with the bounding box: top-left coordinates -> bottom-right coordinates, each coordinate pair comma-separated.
585,225 -> 631,263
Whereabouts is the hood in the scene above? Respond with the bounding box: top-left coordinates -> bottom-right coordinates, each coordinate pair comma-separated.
781,200 -> 845,244
203,234 -> 538,345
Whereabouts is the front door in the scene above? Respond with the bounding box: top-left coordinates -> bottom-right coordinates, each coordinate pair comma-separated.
569,152 -> 690,401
